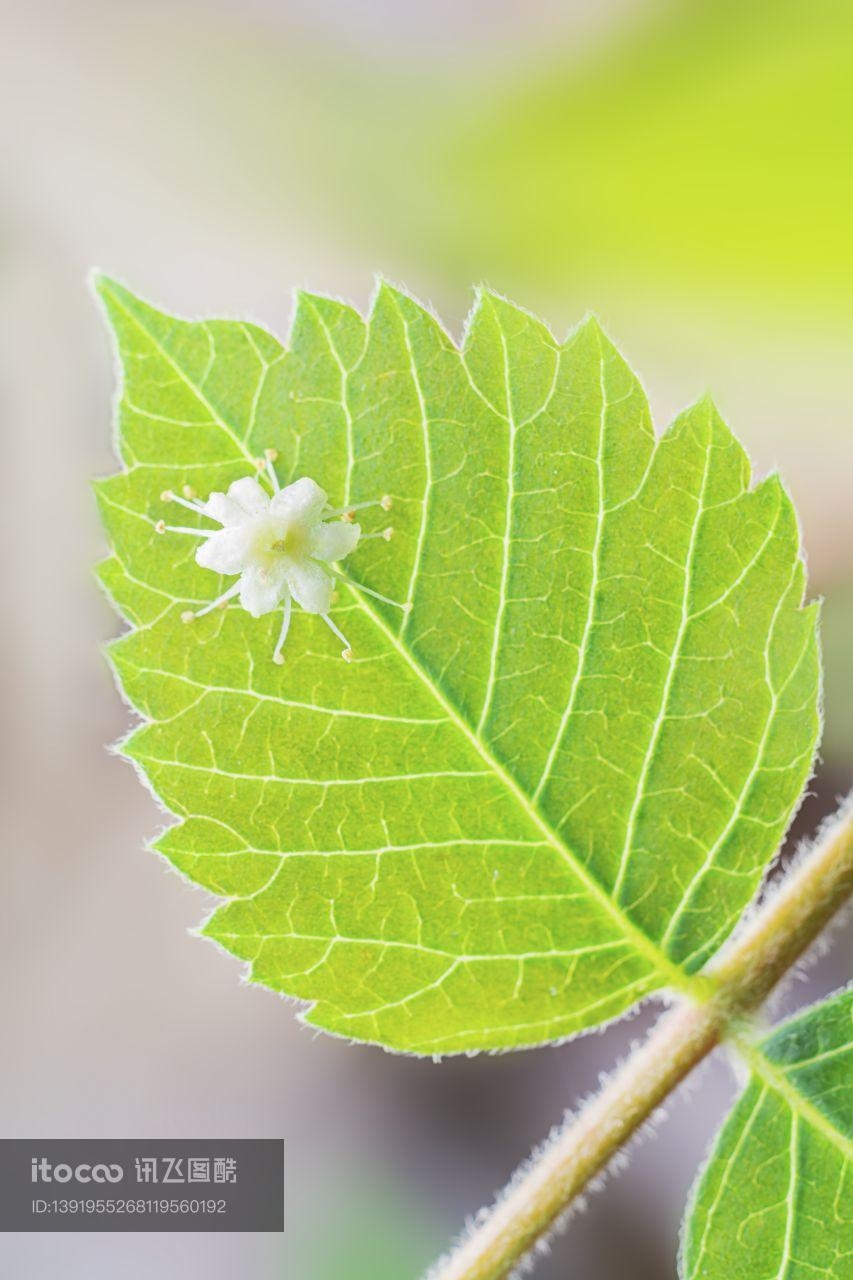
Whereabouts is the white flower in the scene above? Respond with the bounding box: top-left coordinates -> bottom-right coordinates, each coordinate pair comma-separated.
196,475 -> 360,620
156,456 -> 402,664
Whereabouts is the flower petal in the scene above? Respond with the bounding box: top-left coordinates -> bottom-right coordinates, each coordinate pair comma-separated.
309,520 -> 361,564
228,476 -> 270,517
202,490 -> 247,526
286,559 -> 334,614
270,477 -> 327,523
238,563 -> 290,617
195,526 -> 252,574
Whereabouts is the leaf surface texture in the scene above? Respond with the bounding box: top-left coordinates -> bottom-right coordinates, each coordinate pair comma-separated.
96,280 -> 819,1052
682,987 -> 852,1279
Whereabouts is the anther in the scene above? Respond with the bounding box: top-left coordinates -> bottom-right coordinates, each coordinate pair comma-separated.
342,509 -> 355,523
380,495 -> 393,511
272,652 -> 285,666
264,448 -> 278,463
181,611 -> 194,624
160,490 -> 174,503
342,648 -> 354,663
155,519 -> 166,534
182,484 -> 197,500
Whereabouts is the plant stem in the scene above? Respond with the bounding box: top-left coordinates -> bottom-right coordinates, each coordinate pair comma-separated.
706,799 -> 853,1007
431,799 -> 853,1280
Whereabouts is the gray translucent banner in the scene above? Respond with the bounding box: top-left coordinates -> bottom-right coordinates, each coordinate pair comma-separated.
0,1140 -> 283,1231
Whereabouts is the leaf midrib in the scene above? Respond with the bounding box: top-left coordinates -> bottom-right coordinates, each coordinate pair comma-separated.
104,279 -> 699,1001
345,579 -> 692,993
734,1034 -> 853,1162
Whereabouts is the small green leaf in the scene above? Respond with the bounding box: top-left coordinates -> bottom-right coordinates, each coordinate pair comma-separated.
95,277 -> 820,1053
682,987 -> 852,1279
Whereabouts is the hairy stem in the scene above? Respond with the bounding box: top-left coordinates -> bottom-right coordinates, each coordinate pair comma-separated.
707,800 -> 853,1007
431,799 -> 853,1280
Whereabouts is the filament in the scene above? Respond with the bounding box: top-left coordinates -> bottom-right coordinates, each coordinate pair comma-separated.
264,449 -> 280,493
192,581 -> 241,618
155,521 -> 215,537
161,489 -> 208,515
359,527 -> 393,542
325,495 -> 393,518
272,595 -> 293,665
332,565 -> 411,613
321,612 -> 353,661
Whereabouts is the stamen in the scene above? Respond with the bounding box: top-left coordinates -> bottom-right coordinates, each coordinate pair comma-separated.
331,565 -> 412,613
161,489 -> 208,515
359,584 -> 411,611
360,527 -> 394,542
155,521 -> 214,538
264,448 -> 280,492
325,496 -> 393,519
321,612 -> 353,661
192,581 -> 241,618
272,595 -> 292,665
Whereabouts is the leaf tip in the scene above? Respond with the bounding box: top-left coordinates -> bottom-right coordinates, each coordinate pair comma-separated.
574,312 -> 618,354
694,389 -> 725,422
89,269 -> 127,307
88,266 -> 110,297
576,310 -> 605,337
372,274 -> 408,311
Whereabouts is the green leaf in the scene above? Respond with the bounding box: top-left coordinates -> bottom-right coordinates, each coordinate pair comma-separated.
94,277 -> 819,1053
682,986 -> 853,1279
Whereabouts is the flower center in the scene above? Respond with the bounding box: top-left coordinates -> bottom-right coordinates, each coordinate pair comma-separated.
269,522 -> 307,558
242,515 -> 310,567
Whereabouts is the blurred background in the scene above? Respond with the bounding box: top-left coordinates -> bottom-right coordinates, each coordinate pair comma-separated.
2,1 -> 851,1276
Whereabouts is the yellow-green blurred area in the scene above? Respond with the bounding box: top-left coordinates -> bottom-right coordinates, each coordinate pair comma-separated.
425,2 -> 853,311
52,0 -> 853,318
2,3 -> 851,1279
296,0 -> 853,317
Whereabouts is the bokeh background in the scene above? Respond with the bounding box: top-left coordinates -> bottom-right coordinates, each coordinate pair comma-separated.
2,1 -> 851,1277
